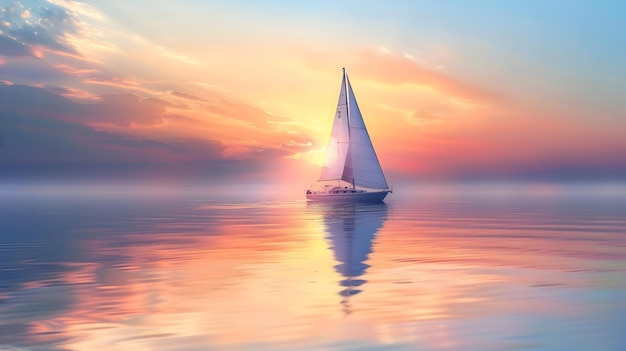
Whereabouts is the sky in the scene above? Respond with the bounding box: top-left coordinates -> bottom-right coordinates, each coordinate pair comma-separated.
1,0 -> 625,187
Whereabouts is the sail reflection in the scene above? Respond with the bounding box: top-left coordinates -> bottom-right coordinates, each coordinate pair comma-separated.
311,202 -> 388,315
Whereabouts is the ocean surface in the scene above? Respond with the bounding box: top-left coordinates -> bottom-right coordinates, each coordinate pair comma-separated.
1,183 -> 626,351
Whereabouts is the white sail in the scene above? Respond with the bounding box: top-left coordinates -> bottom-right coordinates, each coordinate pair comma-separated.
319,73 -> 350,181
342,76 -> 388,189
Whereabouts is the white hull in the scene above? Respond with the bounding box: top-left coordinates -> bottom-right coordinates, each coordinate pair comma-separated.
306,189 -> 390,203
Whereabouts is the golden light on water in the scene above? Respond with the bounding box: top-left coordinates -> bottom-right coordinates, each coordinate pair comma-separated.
3,185 -> 626,350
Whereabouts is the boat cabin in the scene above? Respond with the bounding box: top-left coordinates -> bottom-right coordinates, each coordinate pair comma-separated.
329,186 -> 364,194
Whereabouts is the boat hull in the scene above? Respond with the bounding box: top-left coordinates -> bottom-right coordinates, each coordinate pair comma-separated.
306,190 -> 390,203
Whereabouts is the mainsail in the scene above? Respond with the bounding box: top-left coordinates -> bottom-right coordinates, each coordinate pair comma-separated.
319,73 -> 350,181
319,69 -> 388,190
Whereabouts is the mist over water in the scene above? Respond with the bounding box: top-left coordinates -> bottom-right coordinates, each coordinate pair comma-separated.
1,182 -> 625,350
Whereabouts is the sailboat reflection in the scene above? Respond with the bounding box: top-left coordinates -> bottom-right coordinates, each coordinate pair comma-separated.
311,202 -> 388,315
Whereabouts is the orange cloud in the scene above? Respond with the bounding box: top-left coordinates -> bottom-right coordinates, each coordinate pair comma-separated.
53,63 -> 99,76
352,47 -> 500,102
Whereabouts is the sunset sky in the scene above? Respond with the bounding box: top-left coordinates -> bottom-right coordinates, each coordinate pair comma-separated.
1,0 -> 625,185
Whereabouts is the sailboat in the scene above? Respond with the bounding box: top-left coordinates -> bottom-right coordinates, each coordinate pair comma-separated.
306,68 -> 392,202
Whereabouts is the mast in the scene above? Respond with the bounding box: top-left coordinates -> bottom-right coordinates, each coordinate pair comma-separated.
343,67 -> 352,189
343,67 -> 351,133
343,67 -> 356,190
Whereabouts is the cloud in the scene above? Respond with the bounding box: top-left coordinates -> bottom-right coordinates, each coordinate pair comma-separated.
0,34 -> 32,57
0,1 -> 81,57
81,132 -> 225,161
0,83 -> 197,165
52,63 -> 98,76
353,47 -> 500,101
0,83 -> 176,127
46,0 -> 107,22
0,82 -> 319,183
292,43 -> 499,103
170,91 -> 205,101
155,45 -> 198,65
0,103 -> 273,183
383,105 -> 626,181
377,103 -> 449,126
87,94 -> 174,127
0,83 -> 238,181
0,3 -> 317,167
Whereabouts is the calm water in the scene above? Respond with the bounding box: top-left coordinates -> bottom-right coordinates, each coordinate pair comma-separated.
1,184 -> 626,351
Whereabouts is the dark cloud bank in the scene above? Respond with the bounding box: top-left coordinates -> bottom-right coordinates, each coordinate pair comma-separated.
0,83 -> 275,184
